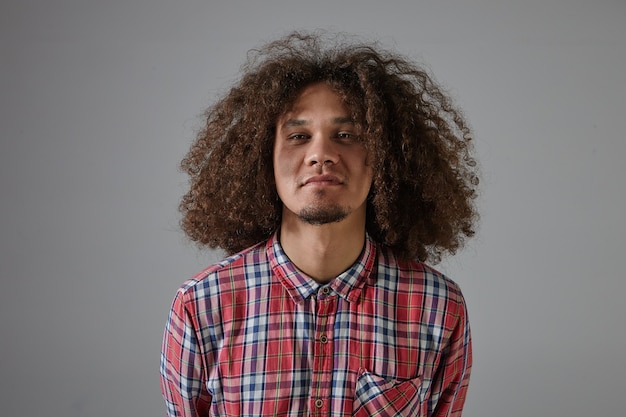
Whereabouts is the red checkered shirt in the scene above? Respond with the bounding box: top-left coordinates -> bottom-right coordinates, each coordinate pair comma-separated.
160,233 -> 472,416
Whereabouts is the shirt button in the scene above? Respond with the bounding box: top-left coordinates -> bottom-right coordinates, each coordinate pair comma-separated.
315,399 -> 324,408
321,287 -> 330,295
320,334 -> 328,344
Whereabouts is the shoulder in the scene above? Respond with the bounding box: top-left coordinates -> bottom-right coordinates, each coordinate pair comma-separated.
176,240 -> 270,301
375,243 -> 466,307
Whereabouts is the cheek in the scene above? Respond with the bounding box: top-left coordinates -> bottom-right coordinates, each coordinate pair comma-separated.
363,169 -> 374,194
273,150 -> 296,191
356,151 -> 373,176
359,160 -> 374,192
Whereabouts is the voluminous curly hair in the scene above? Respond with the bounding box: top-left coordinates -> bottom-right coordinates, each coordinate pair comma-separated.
180,31 -> 479,263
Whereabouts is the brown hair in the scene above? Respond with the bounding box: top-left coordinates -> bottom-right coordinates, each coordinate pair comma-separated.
180,31 -> 479,263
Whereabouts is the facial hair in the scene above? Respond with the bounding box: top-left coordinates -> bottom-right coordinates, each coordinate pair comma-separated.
298,204 -> 349,225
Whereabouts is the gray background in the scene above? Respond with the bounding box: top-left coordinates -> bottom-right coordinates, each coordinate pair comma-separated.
1,1 -> 625,416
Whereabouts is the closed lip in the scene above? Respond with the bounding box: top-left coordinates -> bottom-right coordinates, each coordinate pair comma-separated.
303,174 -> 343,186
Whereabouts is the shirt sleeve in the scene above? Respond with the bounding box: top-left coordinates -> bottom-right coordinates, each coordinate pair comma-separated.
429,289 -> 473,417
160,290 -> 212,416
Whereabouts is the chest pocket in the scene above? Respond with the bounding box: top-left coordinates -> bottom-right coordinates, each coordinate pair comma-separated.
352,368 -> 424,417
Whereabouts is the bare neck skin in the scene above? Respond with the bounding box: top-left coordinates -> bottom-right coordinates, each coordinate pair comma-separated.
278,204 -> 367,284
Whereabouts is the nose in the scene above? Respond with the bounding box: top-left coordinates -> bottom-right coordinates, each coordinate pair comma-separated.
305,136 -> 339,167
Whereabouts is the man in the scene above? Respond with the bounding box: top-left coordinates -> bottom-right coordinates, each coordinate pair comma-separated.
161,32 -> 479,417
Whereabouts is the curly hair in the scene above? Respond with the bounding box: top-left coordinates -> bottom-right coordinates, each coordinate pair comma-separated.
180,31 -> 479,263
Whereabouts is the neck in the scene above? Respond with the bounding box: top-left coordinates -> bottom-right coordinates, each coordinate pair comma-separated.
279,208 -> 367,283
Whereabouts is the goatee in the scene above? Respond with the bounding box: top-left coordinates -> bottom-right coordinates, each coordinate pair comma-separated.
298,205 -> 348,225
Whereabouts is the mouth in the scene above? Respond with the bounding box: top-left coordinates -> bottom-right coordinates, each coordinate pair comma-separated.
303,174 -> 343,187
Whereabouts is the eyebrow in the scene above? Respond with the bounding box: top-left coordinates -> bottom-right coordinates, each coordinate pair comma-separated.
282,117 -> 354,127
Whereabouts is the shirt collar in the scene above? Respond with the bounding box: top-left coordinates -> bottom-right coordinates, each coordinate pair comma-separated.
267,231 -> 376,304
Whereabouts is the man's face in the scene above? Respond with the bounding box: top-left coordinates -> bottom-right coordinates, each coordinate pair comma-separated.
273,82 -> 373,226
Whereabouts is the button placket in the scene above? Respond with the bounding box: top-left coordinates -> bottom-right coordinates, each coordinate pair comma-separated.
310,292 -> 336,416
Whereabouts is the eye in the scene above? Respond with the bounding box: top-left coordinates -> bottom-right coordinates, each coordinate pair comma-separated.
336,132 -> 358,141
287,133 -> 310,141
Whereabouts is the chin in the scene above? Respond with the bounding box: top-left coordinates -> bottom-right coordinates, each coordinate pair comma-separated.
298,204 -> 349,225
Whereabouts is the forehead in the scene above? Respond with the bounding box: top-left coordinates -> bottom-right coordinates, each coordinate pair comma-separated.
282,82 -> 348,115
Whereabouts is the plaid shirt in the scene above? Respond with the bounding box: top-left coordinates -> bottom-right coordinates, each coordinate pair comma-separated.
160,233 -> 471,416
